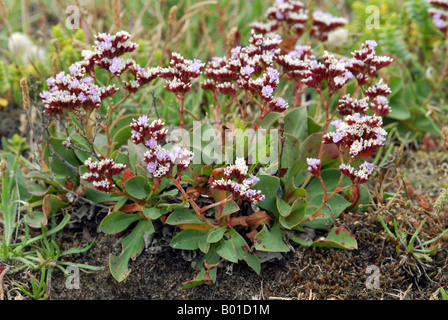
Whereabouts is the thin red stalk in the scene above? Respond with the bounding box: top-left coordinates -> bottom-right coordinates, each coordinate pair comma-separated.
176,93 -> 187,148
201,194 -> 233,214
213,89 -> 222,129
234,94 -> 246,120
172,176 -> 204,220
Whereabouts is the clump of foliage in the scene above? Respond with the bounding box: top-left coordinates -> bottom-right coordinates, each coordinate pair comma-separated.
3,0 -> 448,292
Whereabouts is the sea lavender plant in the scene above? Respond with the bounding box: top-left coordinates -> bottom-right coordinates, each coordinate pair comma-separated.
251,0 -> 347,41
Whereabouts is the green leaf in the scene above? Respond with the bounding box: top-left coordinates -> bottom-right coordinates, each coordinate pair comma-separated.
142,207 -> 163,220
284,107 -> 307,140
84,187 -> 125,204
43,137 -> 80,177
311,226 -> 358,250
300,133 -> 340,167
303,193 -> 351,230
198,234 -> 210,253
109,113 -> 145,138
166,208 -> 203,225
279,197 -> 307,230
42,194 -> 69,221
276,198 -> 291,217
281,133 -> 300,169
207,227 -> 226,243
254,173 -> 280,214
170,229 -> 206,250
219,200 -> 240,217
23,211 -> 47,229
109,219 -> 152,282
112,126 -> 132,151
123,176 -> 150,200
388,100 -> 411,120
228,228 -> 260,274
254,223 -> 290,252
100,212 -> 141,234
216,238 -> 238,263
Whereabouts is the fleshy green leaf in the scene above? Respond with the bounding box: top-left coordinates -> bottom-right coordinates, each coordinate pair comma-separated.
254,223 -> 290,252
100,212 -> 141,234
170,229 -> 206,250
109,219 -> 153,281
311,226 -> 358,250
142,207 -> 163,220
165,208 -> 203,225
254,173 -> 280,214
123,176 -> 150,200
207,227 -> 227,243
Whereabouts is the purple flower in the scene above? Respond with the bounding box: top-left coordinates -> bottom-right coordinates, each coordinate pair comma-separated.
307,158 -> 321,169
90,87 -> 98,96
307,158 -> 321,175
70,79 -> 80,88
156,150 -> 166,161
82,77 -> 94,85
376,96 -> 388,104
365,162 -> 375,170
267,67 -> 279,81
172,145 -> 183,155
233,184 -> 240,192
231,46 -> 241,59
190,59 -> 202,73
331,119 -> 342,128
138,115 -> 149,125
333,132 -> 343,143
109,57 -> 122,74
344,71 -> 354,80
69,64 -> 78,75
242,65 -> 255,76
262,85 -> 274,97
376,133 -> 386,142
56,71 -> 65,80
366,40 -> 378,48
101,40 -> 112,50
275,11 -> 284,20
46,77 -> 55,86
275,97 -> 287,108
40,91 -> 50,99
247,189 -> 255,197
145,138 -> 157,149
248,173 -> 260,184
147,162 -> 157,173
78,92 -> 87,102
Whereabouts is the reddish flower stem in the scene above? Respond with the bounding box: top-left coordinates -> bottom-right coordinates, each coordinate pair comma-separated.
175,93 -> 187,148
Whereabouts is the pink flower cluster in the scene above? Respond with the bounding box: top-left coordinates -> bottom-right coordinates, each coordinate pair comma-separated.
429,0 -> 448,33
346,40 -> 393,87
202,30 -> 289,113
339,161 -> 376,185
41,31 -> 159,114
324,114 -> 387,159
315,41 -> 393,184
159,52 -> 205,94
276,45 -> 314,82
210,158 -> 265,204
301,51 -> 354,91
41,63 -> 117,114
81,158 -> 126,193
130,116 -> 193,180
251,0 -> 347,41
